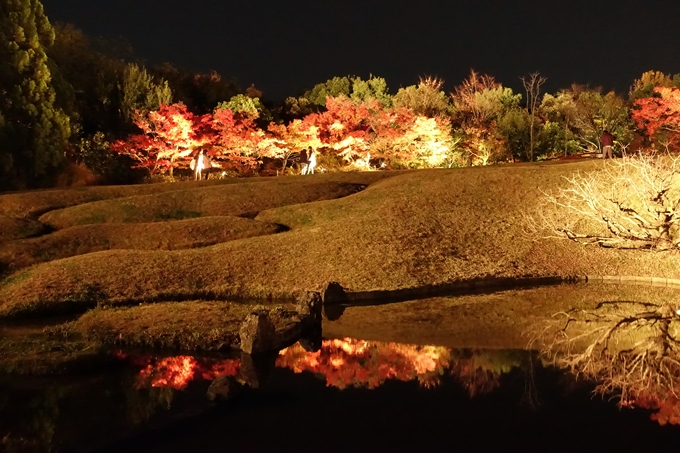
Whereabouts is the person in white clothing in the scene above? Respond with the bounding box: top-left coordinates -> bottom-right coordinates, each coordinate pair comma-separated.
306,148 -> 317,175
191,150 -> 211,180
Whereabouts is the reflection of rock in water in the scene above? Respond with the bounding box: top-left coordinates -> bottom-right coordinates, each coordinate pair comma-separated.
533,299 -> 680,425
238,351 -> 277,388
322,282 -> 348,321
207,375 -> 240,401
299,334 -> 322,352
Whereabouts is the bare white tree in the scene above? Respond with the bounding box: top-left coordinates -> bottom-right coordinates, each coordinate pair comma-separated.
529,155 -> 680,250
521,72 -> 547,162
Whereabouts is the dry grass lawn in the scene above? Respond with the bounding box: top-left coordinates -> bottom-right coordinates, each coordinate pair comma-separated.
2,160 -> 680,321
51,301 -> 298,351
37,179 -> 370,228
0,177 -> 243,219
0,216 -> 283,274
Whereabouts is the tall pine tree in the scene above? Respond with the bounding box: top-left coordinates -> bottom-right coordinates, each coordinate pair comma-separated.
0,0 -> 70,189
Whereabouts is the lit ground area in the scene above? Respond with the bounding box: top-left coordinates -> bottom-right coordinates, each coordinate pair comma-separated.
2,160 -> 680,319
1,161 -> 680,362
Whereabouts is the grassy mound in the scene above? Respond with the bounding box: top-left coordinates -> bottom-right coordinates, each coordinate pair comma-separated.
0,216 -> 46,243
38,179 -> 371,229
2,161 -> 680,319
0,216 -> 283,274
53,301 -> 299,351
0,178 -> 242,219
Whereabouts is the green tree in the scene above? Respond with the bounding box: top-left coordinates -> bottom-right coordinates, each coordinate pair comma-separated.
629,70 -> 680,101
119,63 -> 172,123
497,109 -> 530,161
350,75 -> 392,107
304,76 -> 352,107
219,94 -> 264,120
450,71 -> 522,164
0,0 -> 71,189
286,75 -> 392,118
571,89 -> 633,153
540,91 -> 580,157
393,77 -> 451,117
49,23 -> 127,138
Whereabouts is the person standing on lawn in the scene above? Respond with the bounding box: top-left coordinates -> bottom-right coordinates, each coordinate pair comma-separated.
601,130 -> 614,159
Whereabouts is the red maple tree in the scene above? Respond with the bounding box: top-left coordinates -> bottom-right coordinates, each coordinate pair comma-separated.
212,108 -> 262,173
633,87 -> 680,151
111,103 -> 214,175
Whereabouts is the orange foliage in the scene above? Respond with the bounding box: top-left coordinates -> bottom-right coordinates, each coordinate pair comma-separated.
111,103 -> 214,174
623,389 -> 680,426
633,87 -> 680,150
277,338 -> 452,389
119,341 -> 511,397
123,354 -> 240,390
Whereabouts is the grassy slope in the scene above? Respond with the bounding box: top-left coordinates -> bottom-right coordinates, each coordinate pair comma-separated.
0,216 -> 283,273
0,178 -> 240,219
37,179 -> 370,228
2,161 -> 680,318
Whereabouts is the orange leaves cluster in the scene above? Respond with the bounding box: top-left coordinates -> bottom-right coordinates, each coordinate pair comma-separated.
121,340 -> 517,398
112,94 -> 459,175
125,354 -> 240,390
112,103 -> 260,174
277,338 -> 452,389
633,87 -> 680,150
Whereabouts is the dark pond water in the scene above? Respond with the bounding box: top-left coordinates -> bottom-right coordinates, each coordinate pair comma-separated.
3,337 -> 680,453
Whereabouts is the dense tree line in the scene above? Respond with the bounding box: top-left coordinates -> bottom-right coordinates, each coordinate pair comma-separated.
3,0 -> 680,189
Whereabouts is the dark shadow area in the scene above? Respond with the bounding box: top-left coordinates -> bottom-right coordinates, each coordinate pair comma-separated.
97,363 -> 680,453
327,277 -> 574,313
236,210 -> 259,219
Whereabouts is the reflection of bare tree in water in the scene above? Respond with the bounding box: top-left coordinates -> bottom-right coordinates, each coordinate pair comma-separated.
531,300 -> 680,423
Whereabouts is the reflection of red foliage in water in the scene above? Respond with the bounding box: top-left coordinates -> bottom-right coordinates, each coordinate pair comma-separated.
117,353 -> 240,390
451,360 -> 501,397
119,341 -> 510,395
138,356 -> 197,389
627,392 -> 680,426
276,338 -> 452,389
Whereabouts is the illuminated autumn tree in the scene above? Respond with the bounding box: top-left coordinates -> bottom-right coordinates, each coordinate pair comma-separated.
277,338 -> 452,389
257,121 -> 319,175
212,107 -> 262,173
450,71 -> 519,165
308,95 -> 458,169
392,77 -> 451,117
633,87 -> 680,152
629,70 -> 680,101
111,103 -> 213,175
388,115 -> 461,168
312,96 -> 375,165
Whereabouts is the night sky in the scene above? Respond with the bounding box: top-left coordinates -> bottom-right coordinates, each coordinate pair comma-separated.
42,0 -> 680,101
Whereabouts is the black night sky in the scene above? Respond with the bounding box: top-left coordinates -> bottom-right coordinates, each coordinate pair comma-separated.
42,0 -> 680,101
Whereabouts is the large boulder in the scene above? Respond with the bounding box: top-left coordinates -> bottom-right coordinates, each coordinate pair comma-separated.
296,291 -> 322,326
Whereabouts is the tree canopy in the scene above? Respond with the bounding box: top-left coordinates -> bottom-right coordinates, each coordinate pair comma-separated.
0,0 -> 71,189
